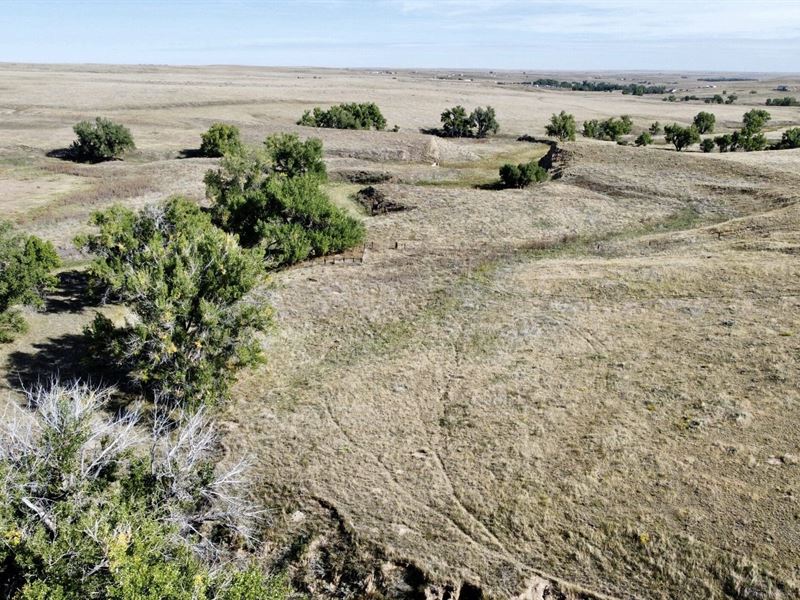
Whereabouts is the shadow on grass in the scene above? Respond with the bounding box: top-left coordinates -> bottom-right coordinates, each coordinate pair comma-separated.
3,332 -> 137,415
177,148 -> 206,159
45,147 -> 74,161
3,269 -> 133,407
474,180 -> 505,190
45,147 -> 121,164
46,270 -> 102,314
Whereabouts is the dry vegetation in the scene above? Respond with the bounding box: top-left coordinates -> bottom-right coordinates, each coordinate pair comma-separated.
1,64 -> 800,599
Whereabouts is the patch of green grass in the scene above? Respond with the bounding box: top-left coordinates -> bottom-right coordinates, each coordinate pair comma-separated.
322,182 -> 367,219
417,144 -> 550,189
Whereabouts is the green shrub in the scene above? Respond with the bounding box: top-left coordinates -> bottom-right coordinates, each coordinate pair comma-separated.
440,105 -> 473,137
777,127 -> 800,149
545,111 -> 576,141
471,106 -> 499,138
700,138 -> 716,153
649,122 -> 663,135
70,117 -> 135,162
693,112 -> 716,134
635,132 -> 653,147
742,109 -> 771,134
205,136 -> 363,266
77,198 -> 271,408
209,171 -> 364,266
298,102 -> 386,130
439,105 -> 499,138
766,97 -> 799,106
264,133 -> 326,179
499,161 -> 548,188
200,122 -> 243,157
714,134 -> 734,152
582,116 -> 633,141
0,222 -> 60,342
664,123 -> 701,151
0,382 -> 290,599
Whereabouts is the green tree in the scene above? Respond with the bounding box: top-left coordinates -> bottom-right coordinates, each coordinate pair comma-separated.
470,106 -> 499,138
582,116 -> 633,141
700,138 -> 716,153
545,111 -> 577,141
664,124 -> 701,151
440,105 -> 473,137
742,109 -> 771,134
205,139 -> 364,266
635,132 -> 653,147
0,382 -> 290,599
70,117 -> 135,162
199,122 -> 242,157
499,161 -> 548,188
0,222 -> 60,342
693,112 -> 716,134
77,198 -> 272,408
778,127 -> 800,149
297,102 -> 386,130
714,134 -> 734,152
264,133 -> 326,179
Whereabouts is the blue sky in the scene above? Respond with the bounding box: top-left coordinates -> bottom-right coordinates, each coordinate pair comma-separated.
1,0 -> 799,71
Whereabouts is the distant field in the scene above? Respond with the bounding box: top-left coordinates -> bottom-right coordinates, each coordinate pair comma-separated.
1,64 -> 799,599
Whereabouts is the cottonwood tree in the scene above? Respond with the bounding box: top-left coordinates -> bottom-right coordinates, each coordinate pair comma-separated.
471,106 -> 499,138
440,105 -> 474,137
545,111 -> 577,141
664,123 -> 701,151
693,112 -> 716,134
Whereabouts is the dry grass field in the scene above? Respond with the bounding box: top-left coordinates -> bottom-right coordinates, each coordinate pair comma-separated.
1,64 -> 799,599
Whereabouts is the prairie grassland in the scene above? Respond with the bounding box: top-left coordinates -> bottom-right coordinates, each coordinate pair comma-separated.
1,64 -> 799,599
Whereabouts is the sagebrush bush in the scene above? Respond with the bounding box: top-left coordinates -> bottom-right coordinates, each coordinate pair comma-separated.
298,102 -> 386,130
0,381 -> 290,599
200,122 -> 243,157
545,111 -> 576,141
77,198 -> 272,408
70,117 -> 135,162
499,161 -> 548,188
0,221 -> 60,342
